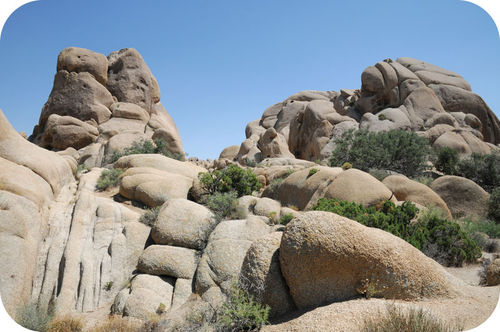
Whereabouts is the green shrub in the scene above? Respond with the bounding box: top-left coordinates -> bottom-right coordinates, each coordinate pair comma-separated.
329,129 -> 432,177
488,187 -> 500,224
198,164 -> 261,198
362,304 -> 459,332
411,175 -> 434,187
139,206 -> 161,227
217,283 -> 270,331
341,162 -> 353,170
17,302 -> 54,332
308,168 -> 319,177
109,138 -> 184,163
96,168 -> 124,191
268,211 -> 278,224
458,218 -> 500,239
104,281 -> 114,291
47,315 -> 84,332
434,147 -> 459,175
455,152 -> 500,193
369,168 -> 390,181
378,114 -> 387,121
312,198 -> 481,266
76,163 -> 88,174
206,191 -> 238,221
279,213 -> 294,225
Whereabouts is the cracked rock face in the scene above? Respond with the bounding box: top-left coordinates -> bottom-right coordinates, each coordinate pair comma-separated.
233,57 -> 500,163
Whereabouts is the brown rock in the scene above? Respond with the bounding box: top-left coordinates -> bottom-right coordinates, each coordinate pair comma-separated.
279,211 -> 455,309
40,114 -> 99,150
57,47 -> 108,85
430,176 -> 490,219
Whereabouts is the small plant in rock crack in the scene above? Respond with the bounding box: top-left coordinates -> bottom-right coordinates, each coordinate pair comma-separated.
139,206 -> 161,227
156,303 -> 166,315
95,168 -> 124,191
308,168 -> 319,177
104,281 -> 114,291
279,213 -> 294,225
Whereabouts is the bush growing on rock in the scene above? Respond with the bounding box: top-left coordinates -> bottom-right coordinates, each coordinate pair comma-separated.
110,138 -> 184,163
205,191 -> 238,221
139,206 -> 161,227
434,147 -> 459,175
96,168 -> 124,191
198,164 -> 261,197
46,315 -> 84,332
312,198 -> 481,266
454,152 -> 500,193
216,282 -> 270,332
279,213 -> 294,225
362,304 -> 459,332
329,129 -> 431,177
17,302 -> 54,332
488,187 -> 500,224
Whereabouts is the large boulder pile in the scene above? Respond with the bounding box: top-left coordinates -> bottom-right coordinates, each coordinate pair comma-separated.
29,47 -> 185,165
231,58 -> 500,164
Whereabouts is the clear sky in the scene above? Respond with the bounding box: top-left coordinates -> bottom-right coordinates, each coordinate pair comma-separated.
0,0 -> 499,159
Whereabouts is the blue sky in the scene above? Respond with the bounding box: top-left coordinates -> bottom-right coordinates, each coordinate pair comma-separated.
0,0 -> 499,159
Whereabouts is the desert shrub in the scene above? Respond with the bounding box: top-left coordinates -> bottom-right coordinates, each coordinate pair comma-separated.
280,213 -> 294,225
96,168 -> 124,191
46,315 -> 84,332
216,283 -> 270,331
434,147 -> 459,175
329,129 -> 432,177
458,218 -> 500,239
76,163 -> 88,174
362,304 -> 459,332
488,187 -> 500,224
268,211 -> 278,224
93,316 -> 145,332
110,138 -> 184,163
369,168 -> 390,181
411,175 -> 434,187
104,281 -> 114,291
198,164 -> 261,197
454,152 -> 500,193
206,191 -> 238,221
139,206 -> 161,227
378,113 -> 387,121
308,168 -> 318,177
312,199 -> 481,266
17,302 -> 54,332
264,177 -> 283,198
341,162 -> 353,170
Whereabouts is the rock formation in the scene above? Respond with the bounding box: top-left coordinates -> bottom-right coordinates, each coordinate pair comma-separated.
29,46 -> 185,164
232,57 -> 500,164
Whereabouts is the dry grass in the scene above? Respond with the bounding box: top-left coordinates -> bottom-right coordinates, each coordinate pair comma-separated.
92,316 -> 145,332
46,315 -> 84,332
362,304 -> 462,332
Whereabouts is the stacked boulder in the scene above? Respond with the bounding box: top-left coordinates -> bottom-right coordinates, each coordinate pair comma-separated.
233,58 -> 500,164
29,47 -> 185,165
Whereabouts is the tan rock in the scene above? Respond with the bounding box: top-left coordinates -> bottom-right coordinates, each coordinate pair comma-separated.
219,145 -> 240,160
137,245 -> 198,279
383,175 -> 452,219
279,211 -> 455,309
240,232 -> 296,317
41,114 -> 99,150
152,199 -> 216,250
110,102 -> 150,123
486,258 -> 500,286
57,47 -> 108,85
430,176 -> 490,219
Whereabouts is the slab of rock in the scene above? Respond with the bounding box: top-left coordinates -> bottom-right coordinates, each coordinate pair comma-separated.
486,258 -> 500,286
219,145 -> 240,160
279,211 -> 456,309
110,102 -> 150,123
171,278 -> 193,310
57,47 -> 108,85
430,176 -> 490,219
240,232 -> 295,317
382,175 -> 452,219
152,199 -> 216,250
138,245 -> 199,279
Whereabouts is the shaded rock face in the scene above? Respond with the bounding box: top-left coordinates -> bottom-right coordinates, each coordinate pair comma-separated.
234,57 -> 500,163
30,47 -> 185,164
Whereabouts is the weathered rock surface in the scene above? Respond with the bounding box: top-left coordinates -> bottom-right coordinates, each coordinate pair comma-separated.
382,175 -> 452,219
138,245 -> 199,279
486,258 -> 500,286
240,232 -> 295,317
57,47 -> 109,85
430,176 -> 490,219
279,211 -> 456,309
195,217 -> 271,298
152,199 -> 216,250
